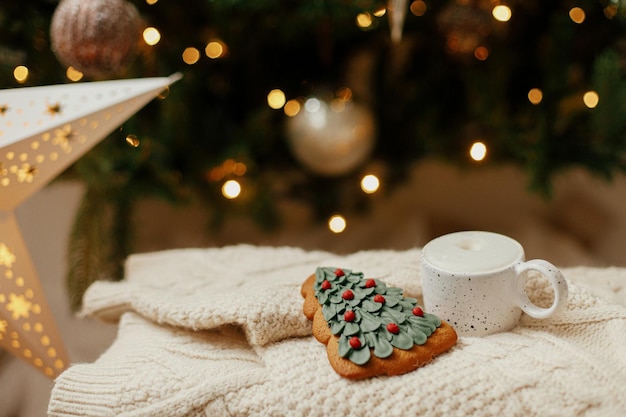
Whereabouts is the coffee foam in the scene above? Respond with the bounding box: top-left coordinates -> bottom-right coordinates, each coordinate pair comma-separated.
422,231 -> 523,274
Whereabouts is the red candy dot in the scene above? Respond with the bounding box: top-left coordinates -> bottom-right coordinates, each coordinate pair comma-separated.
349,336 -> 362,349
365,279 -> 376,288
412,307 -> 424,317
387,323 -> 400,334
373,294 -> 385,304
335,268 -> 345,277
342,290 -> 355,300
344,310 -> 356,322
321,280 -> 331,290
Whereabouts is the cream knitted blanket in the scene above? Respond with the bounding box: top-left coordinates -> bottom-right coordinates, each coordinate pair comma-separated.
48,245 -> 626,417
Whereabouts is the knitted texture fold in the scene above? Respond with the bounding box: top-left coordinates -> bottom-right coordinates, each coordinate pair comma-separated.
49,245 -> 626,417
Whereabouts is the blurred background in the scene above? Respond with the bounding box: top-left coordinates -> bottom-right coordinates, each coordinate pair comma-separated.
1,0 -> 625,415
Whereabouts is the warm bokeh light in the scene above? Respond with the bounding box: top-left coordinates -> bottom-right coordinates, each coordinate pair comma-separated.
222,179 -> 241,199
232,162 -> 247,176
470,141 -> 487,161
528,88 -> 543,104
182,47 -> 200,65
65,66 -> 83,82
267,89 -> 286,109
604,4 -> 618,18
207,159 -> 247,181
222,159 -> 244,176
356,13 -> 373,28
410,0 -> 427,16
373,6 -> 386,17
492,5 -> 512,22
328,215 -> 347,233
474,46 -> 489,60
335,87 -> 353,101
284,99 -> 301,117
143,27 -> 161,46
13,66 -> 28,83
330,98 -> 346,112
157,86 -> 171,100
125,134 -> 140,147
583,91 -> 599,108
205,40 -> 226,59
569,7 -> 586,24
146,0 -> 158,4
360,174 -> 380,194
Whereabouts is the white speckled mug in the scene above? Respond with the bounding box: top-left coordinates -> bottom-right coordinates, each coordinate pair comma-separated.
421,231 -> 568,337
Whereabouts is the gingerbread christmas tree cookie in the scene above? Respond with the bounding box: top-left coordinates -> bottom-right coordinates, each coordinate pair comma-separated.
301,267 -> 457,379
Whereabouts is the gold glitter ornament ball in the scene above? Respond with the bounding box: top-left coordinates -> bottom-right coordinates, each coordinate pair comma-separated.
50,0 -> 142,78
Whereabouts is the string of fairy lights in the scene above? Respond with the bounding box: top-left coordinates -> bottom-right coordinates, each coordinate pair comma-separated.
5,0 -> 618,235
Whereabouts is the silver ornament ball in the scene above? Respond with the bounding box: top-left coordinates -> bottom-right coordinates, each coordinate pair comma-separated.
286,97 -> 376,176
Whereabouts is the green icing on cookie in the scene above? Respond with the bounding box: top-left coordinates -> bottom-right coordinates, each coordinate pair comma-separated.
313,266 -> 441,365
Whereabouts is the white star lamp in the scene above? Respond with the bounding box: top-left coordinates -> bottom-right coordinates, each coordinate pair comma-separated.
0,73 -> 182,378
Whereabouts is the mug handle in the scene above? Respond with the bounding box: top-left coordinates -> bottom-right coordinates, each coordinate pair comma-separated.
513,259 -> 568,319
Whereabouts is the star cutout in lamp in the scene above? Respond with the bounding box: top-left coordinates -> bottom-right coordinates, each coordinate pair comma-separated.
0,73 -> 182,378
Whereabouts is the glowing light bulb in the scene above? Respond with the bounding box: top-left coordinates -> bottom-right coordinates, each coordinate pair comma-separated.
146,0 -> 158,4
328,215 -> 347,234
222,180 -> 241,199
267,89 -> 286,109
360,174 -> 380,194
492,5 -> 512,22
528,88 -> 543,105
182,47 -> 200,65
13,66 -> 28,83
470,141 -> 487,161
143,27 -> 161,46
583,91 -> 599,108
